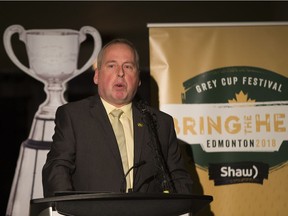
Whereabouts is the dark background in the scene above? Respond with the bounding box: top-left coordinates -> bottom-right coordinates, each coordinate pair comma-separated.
1,1 -> 288,215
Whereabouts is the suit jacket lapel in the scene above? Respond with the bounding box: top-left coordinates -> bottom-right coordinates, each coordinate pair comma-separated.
132,104 -> 146,165
88,95 -> 123,171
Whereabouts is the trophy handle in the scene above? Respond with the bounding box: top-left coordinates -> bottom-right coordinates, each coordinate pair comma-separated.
3,25 -> 41,82
65,26 -> 102,83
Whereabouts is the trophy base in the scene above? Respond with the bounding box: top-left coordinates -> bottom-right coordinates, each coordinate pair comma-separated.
25,139 -> 51,150
28,116 -> 55,144
6,140 -> 49,216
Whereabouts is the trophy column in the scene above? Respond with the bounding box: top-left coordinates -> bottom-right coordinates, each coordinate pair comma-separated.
3,25 -> 102,216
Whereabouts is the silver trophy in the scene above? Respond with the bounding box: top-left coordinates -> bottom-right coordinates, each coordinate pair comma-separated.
4,25 -> 102,144
3,25 -> 102,216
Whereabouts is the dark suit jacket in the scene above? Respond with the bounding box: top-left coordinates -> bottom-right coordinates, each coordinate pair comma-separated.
42,95 -> 193,197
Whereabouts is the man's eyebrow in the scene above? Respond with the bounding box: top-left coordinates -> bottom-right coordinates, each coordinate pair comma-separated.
104,60 -> 117,64
123,61 -> 136,65
104,60 -> 135,65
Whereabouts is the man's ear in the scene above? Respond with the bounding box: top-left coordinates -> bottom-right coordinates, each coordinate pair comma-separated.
93,69 -> 99,84
138,80 -> 141,86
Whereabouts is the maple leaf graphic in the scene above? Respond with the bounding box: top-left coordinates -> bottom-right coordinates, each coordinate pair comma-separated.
228,91 -> 256,103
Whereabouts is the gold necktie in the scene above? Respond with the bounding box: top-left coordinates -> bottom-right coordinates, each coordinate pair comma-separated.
110,109 -> 131,191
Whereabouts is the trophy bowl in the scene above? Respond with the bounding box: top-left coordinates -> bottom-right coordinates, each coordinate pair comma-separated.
3,25 -> 102,145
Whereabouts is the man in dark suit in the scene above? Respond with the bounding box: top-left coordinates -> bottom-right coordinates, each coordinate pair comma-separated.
42,39 -> 193,197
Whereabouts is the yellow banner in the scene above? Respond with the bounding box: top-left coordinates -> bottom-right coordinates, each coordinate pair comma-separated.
149,23 -> 288,216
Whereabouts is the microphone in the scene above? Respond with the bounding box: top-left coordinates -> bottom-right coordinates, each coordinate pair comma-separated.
136,100 -> 176,193
120,160 -> 146,193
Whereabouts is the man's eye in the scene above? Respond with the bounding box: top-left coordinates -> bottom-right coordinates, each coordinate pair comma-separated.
107,64 -> 116,68
124,64 -> 134,70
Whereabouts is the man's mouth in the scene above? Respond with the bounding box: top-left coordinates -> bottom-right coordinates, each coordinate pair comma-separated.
114,82 -> 126,89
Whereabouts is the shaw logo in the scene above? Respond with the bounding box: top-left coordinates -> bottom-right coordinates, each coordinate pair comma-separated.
209,162 -> 269,186
220,165 -> 258,179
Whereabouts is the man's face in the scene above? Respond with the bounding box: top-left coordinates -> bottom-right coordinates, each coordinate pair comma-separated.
94,43 -> 140,107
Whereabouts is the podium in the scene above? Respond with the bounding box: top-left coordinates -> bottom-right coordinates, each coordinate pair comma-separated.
30,192 -> 213,216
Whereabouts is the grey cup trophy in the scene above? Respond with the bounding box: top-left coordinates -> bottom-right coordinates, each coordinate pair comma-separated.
3,25 -> 102,145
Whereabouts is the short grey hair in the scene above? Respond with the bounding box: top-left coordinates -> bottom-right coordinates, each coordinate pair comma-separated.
97,38 -> 140,71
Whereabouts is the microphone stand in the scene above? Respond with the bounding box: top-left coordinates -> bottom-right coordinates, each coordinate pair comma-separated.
137,101 -> 176,193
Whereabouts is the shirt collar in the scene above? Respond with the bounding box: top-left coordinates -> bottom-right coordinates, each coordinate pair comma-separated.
100,97 -> 132,119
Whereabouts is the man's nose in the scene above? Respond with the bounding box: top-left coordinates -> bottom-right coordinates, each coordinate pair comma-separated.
117,65 -> 125,77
